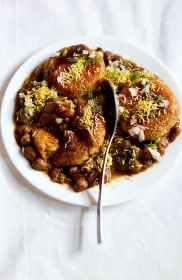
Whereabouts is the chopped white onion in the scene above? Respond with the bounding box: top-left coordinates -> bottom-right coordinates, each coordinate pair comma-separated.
159,99 -> 169,108
141,78 -> 148,85
24,98 -> 32,107
73,52 -> 79,57
57,75 -> 62,83
138,129 -> 145,142
55,118 -> 63,124
82,50 -> 89,55
113,61 -> 119,68
97,51 -> 104,57
141,84 -> 150,94
19,92 -> 25,98
89,52 -> 95,58
119,106 -> 125,114
128,126 -> 145,142
129,87 -> 138,97
120,65 -> 126,71
128,126 -> 141,136
148,147 -> 161,162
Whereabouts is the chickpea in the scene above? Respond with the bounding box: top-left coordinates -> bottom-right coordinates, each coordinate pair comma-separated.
22,146 -> 37,161
18,125 -> 31,135
20,133 -> 31,146
87,173 -> 97,187
32,158 -> 49,171
16,113 -> 32,124
73,177 -> 88,192
68,166 -> 78,175
50,168 -> 60,182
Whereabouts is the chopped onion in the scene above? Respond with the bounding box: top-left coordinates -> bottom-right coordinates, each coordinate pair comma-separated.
141,78 -> 148,85
89,52 -> 95,58
120,65 -> 126,71
128,126 -> 141,136
73,52 -> 79,57
19,92 -> 25,98
97,51 -> 104,57
128,126 -> 145,142
129,87 -> 138,97
148,147 -> 161,162
55,118 -> 63,124
113,61 -> 119,68
82,50 -> 89,55
57,75 -> 62,83
138,129 -> 145,142
159,99 -> 169,108
119,106 -> 125,114
141,84 -> 150,94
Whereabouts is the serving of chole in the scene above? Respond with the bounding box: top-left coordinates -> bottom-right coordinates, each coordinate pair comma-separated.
13,43 -> 181,193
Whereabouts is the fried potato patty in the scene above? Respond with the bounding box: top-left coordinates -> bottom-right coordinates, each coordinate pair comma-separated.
119,78 -> 180,141
32,128 -> 59,159
53,130 -> 89,166
44,44 -> 105,98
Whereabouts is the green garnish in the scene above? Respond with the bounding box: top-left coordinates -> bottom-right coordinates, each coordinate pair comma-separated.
122,108 -> 129,119
130,70 -> 151,82
104,66 -> 130,85
145,138 -> 160,150
119,148 -> 135,166
130,71 -> 142,82
84,55 -> 102,66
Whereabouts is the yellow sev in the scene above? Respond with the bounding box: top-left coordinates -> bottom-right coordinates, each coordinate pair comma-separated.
57,58 -> 85,86
133,99 -> 159,122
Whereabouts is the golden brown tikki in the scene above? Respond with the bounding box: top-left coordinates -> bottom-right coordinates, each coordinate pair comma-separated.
44,44 -> 105,98
118,73 -> 180,141
53,99 -> 106,167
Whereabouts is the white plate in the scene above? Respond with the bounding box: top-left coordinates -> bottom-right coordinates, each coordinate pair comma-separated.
1,36 -> 182,207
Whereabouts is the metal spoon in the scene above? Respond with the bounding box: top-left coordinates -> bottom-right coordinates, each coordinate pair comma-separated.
97,80 -> 119,243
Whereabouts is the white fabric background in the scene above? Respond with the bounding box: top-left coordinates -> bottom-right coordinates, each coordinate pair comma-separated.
0,0 -> 182,279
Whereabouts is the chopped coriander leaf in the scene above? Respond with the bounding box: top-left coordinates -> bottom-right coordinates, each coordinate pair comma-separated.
122,60 -> 133,69
119,147 -> 137,166
130,70 -> 152,82
143,71 -> 152,79
68,57 -> 80,63
145,138 -> 160,149
68,54 -> 102,66
155,95 -> 164,104
84,55 -> 103,66
145,142 -> 157,150
104,66 -> 130,85
130,71 -> 142,82
122,108 -> 129,119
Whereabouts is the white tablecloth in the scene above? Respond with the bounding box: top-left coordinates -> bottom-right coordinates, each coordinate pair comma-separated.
1,0 -> 182,279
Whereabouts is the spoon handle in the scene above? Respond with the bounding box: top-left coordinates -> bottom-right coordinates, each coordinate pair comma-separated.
97,132 -> 116,243
97,80 -> 118,243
